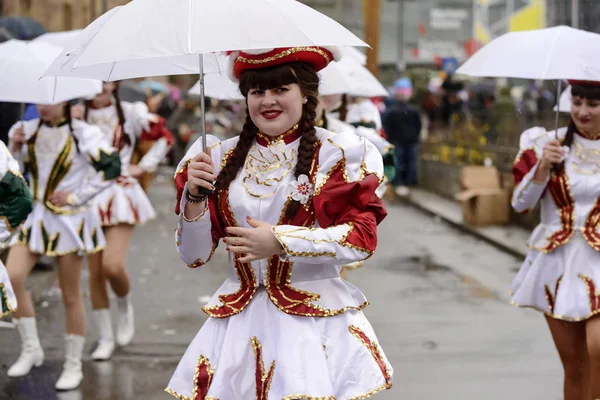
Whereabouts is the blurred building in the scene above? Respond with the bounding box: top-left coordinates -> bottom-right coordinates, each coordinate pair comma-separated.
1,0 -> 129,31
301,0 -> 600,69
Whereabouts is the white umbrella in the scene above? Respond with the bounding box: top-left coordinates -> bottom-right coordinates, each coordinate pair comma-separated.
320,57 -> 388,97
42,9 -> 228,81
456,26 -> 600,80
189,73 -> 244,101
0,40 -> 101,104
43,0 -> 367,193
340,46 -> 367,66
456,26 -> 600,135
0,39 -> 26,64
554,85 -> 572,113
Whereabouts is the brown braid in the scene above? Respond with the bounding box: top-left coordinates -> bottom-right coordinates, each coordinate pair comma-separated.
285,95 -> 318,220
214,111 -> 258,191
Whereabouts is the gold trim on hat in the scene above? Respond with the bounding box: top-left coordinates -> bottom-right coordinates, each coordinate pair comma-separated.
235,47 -> 331,67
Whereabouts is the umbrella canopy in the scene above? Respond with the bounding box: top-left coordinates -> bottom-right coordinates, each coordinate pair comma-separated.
0,40 -> 101,104
33,29 -> 82,49
555,85 -> 572,113
319,57 -> 388,97
456,26 -> 600,81
0,16 -> 45,40
189,73 -> 244,101
43,0 -> 367,81
340,46 -> 366,66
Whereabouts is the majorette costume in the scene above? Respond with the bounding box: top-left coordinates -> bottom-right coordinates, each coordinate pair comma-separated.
7,119 -> 121,256
0,141 -> 33,317
166,47 -> 393,399
511,115 -> 600,321
319,112 -> 395,191
85,100 -> 174,226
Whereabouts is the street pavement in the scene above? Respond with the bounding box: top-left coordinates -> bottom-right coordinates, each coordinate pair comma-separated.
0,169 -> 562,400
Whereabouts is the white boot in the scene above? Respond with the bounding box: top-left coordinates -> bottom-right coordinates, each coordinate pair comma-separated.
91,309 -> 115,361
7,317 -> 44,377
116,296 -> 134,346
55,335 -> 85,391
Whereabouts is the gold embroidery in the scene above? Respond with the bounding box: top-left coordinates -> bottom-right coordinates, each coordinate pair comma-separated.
174,159 -> 192,180
236,47 -> 331,66
265,256 -> 370,317
221,148 -> 235,170
348,325 -> 392,393
0,282 -> 16,318
0,215 -> 19,233
251,336 -> 276,400
256,124 -> 299,146
243,141 -> 295,198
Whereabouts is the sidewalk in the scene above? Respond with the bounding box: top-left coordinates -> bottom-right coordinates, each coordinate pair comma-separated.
399,188 -> 530,259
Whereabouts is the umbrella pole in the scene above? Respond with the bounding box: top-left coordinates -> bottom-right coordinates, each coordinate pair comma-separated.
554,79 -> 562,138
197,54 -> 213,195
20,103 -> 25,122
199,54 -> 207,153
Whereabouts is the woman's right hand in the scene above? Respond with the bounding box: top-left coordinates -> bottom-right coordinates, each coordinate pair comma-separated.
540,139 -> 564,170
187,148 -> 216,195
11,126 -> 26,151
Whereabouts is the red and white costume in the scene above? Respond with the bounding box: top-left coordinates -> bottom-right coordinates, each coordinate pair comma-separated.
86,101 -> 173,226
166,47 -> 393,400
511,125 -> 600,321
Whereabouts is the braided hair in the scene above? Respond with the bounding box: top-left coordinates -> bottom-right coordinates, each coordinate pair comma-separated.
214,62 -> 320,220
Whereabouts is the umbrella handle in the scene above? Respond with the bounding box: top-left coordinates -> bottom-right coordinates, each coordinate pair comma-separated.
198,54 -> 214,196
554,79 -> 562,139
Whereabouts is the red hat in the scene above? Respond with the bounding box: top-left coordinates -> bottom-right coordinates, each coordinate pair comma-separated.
568,80 -> 600,86
227,46 -> 340,81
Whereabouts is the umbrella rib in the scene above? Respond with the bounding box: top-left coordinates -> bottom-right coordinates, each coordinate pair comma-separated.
107,61 -> 116,82
187,0 -> 193,55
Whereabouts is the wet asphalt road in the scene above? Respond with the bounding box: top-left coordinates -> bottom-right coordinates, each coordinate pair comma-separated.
0,170 -> 562,400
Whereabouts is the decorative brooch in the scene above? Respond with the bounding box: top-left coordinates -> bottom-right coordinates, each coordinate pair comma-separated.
289,174 -> 314,205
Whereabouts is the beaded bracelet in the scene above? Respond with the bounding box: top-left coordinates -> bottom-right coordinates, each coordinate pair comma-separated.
185,188 -> 207,203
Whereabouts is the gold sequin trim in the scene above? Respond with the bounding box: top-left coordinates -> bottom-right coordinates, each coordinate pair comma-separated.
236,47 -> 331,66
256,124 -> 299,146
164,388 -> 219,400
251,336 -> 276,400
182,204 -> 208,223
0,282 -> 16,318
0,215 -> 18,233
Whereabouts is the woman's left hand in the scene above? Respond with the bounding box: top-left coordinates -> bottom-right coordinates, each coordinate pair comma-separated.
49,191 -> 71,207
224,217 -> 283,263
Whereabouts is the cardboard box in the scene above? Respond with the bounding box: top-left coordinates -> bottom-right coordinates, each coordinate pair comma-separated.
454,166 -> 510,227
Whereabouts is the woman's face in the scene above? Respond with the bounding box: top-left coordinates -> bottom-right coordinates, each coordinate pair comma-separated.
93,82 -> 118,104
572,96 -> 600,135
37,103 -> 65,123
246,83 -> 304,137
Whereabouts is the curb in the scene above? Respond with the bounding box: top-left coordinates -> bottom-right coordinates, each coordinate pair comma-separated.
394,194 -> 527,260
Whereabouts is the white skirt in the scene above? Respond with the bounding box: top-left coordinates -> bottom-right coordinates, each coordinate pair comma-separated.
166,288 -> 393,400
511,232 -> 600,321
0,259 -> 17,317
93,178 -> 156,227
9,202 -> 105,257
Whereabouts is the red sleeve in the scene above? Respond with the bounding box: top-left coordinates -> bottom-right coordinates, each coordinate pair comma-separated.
140,116 -> 175,146
313,164 -> 387,253
513,149 -> 538,185
174,164 -> 225,240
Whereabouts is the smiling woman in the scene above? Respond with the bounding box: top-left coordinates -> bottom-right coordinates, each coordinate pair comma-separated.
510,80 -> 600,399
168,47 -> 393,399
